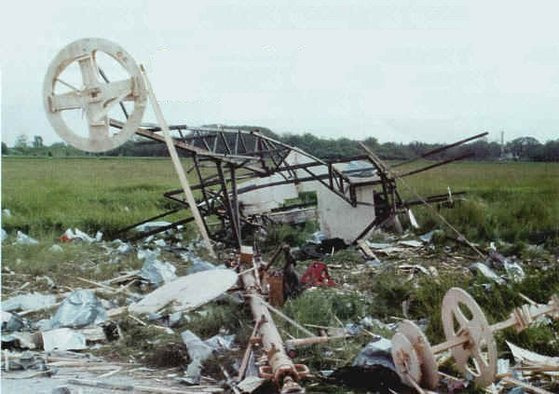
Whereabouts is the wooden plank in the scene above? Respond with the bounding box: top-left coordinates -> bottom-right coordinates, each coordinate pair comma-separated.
140,67 -> 216,258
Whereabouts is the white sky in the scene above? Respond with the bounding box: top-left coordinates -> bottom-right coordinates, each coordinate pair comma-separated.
1,0 -> 559,146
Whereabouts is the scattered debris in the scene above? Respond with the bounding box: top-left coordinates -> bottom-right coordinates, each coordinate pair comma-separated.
328,337 -> 402,392
51,290 -> 107,328
1,311 -> 26,332
138,249 -> 177,286
419,230 -> 437,243
2,332 -> 38,350
353,337 -> 394,370
2,351 -> 46,371
15,231 -> 39,245
180,330 -> 234,384
2,293 -> 57,313
47,244 -> 63,253
129,269 -> 238,314
470,262 -> 505,284
182,252 -> 219,274
237,376 -> 266,393
134,221 -> 173,233
42,328 -> 87,351
504,261 -> 526,282
300,261 -> 336,288
397,239 -> 423,248
507,341 -> 559,368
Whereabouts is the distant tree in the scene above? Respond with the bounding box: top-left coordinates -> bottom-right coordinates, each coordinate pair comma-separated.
1,142 -> 8,155
507,137 -> 541,160
33,135 -> 44,148
14,134 -> 28,148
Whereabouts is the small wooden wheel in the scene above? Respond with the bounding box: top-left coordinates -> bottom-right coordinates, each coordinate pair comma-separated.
442,287 -> 497,387
43,38 -> 147,152
391,332 -> 422,388
397,320 -> 439,389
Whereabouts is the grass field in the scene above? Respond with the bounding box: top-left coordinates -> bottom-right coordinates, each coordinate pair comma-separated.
2,157 -> 558,245
1,157 -> 192,239
401,160 -> 559,245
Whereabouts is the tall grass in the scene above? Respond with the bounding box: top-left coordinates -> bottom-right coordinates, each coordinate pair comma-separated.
1,157 -> 194,239
2,158 -> 558,244
401,161 -> 559,245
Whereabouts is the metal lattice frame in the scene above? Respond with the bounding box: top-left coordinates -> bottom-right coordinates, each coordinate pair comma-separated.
113,119 -> 486,247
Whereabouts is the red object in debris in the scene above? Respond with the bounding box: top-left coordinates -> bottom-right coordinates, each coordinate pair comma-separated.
301,261 -> 336,287
59,234 -> 72,243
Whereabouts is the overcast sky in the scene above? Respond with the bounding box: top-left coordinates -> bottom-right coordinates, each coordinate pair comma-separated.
1,0 -> 558,146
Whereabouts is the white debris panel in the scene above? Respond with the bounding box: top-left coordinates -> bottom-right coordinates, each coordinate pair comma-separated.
237,151 -> 380,243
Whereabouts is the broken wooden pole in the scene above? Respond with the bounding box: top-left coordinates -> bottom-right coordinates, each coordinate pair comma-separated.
140,66 -> 216,258
238,246 -> 308,393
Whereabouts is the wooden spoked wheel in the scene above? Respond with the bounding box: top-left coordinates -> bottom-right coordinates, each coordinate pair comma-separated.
441,287 -> 497,387
43,38 -> 147,152
391,331 -> 423,388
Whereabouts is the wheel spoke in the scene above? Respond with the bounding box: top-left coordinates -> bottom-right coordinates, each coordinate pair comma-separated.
78,55 -> 99,87
88,117 -> 110,140
102,78 -> 134,105
453,306 -> 469,330
471,345 -> 488,374
50,91 -> 83,111
88,78 -> 134,122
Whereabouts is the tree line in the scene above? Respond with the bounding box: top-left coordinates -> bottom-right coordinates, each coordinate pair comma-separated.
3,129 -> 558,162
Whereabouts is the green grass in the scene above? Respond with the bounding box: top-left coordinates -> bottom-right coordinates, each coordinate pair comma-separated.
400,161 -> 559,245
1,157 -> 196,239
3,158 -> 557,245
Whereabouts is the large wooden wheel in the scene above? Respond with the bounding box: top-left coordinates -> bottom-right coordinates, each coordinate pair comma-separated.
43,38 -> 147,152
442,287 -> 497,387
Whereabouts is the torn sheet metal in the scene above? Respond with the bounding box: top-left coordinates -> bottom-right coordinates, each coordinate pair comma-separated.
139,257 -> 177,286
353,337 -> 395,371
330,336 -> 402,392
134,221 -> 173,232
42,328 -> 87,351
1,332 -> 38,349
397,240 -> 423,248
204,332 -> 235,351
129,269 -> 238,314
181,330 -> 215,384
366,241 -> 406,255
60,228 -> 102,243
507,341 -> 559,368
470,262 -> 505,285
180,251 -> 222,274
51,290 -> 107,328
2,292 -> 57,312
504,261 -> 525,282
237,376 -> 266,393
419,230 -> 437,243
137,249 -> 177,286
15,231 -> 39,245
4,351 -> 46,371
1,310 -> 25,332
180,330 -> 234,384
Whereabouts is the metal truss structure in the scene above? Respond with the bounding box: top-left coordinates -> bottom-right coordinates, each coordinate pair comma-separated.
113,118 -> 487,247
